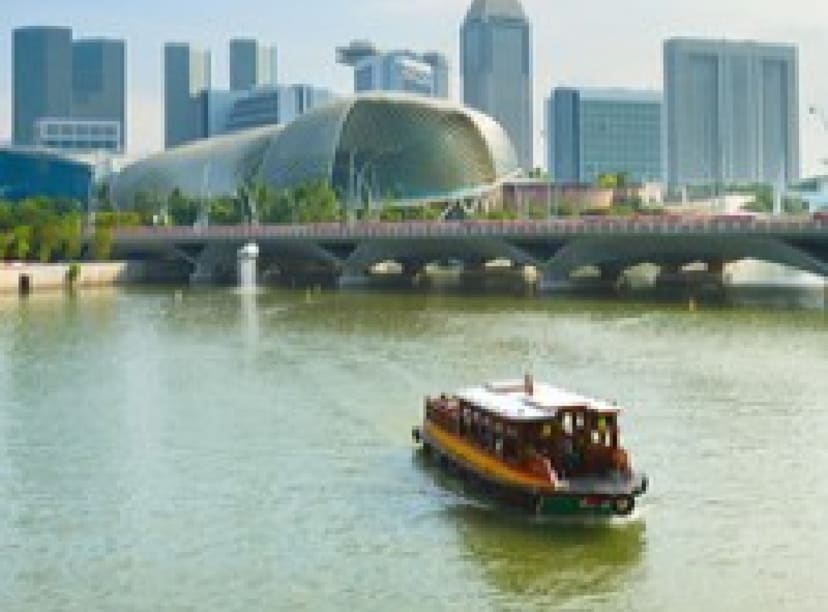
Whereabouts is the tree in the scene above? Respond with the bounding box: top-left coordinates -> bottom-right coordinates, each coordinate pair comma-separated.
132,190 -> 162,225
36,219 -> 62,262
92,225 -> 113,261
61,214 -> 83,260
379,204 -> 403,222
0,231 -> 14,260
259,188 -> 294,224
293,181 -> 341,223
209,197 -> 243,224
167,189 -> 200,226
12,225 -> 32,260
0,201 -> 13,230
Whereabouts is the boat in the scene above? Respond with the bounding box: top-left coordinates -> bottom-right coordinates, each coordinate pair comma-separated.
412,375 -> 648,518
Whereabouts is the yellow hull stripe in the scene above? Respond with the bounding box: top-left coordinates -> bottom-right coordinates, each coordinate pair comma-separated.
424,422 -> 554,492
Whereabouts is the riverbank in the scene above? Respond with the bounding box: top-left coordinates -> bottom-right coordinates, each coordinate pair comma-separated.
0,261 -> 148,294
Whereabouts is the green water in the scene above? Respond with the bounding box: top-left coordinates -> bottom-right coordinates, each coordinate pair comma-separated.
0,287 -> 826,611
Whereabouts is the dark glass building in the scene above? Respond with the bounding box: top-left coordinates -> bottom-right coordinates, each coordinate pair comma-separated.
12,27 -> 73,146
164,43 -> 211,149
0,149 -> 92,204
12,26 -> 126,152
229,39 -> 277,92
72,39 -> 126,150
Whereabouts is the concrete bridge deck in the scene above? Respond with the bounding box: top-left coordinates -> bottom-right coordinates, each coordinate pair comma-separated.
109,216 -> 828,285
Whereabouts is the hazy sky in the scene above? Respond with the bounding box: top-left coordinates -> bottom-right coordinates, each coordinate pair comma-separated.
1,0 -> 828,173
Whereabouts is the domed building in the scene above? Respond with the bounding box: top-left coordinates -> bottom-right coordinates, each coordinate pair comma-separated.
111,93 -> 519,209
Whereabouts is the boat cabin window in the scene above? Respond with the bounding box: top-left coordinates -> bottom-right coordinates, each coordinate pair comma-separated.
562,413 -> 574,436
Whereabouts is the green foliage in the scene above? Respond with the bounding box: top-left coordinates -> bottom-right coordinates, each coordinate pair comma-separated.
0,201 -> 13,230
477,209 -> 519,221
131,190 -> 164,225
36,220 -> 62,262
209,197 -> 244,225
596,172 -> 629,189
12,225 -> 32,260
259,189 -> 294,224
0,198 -> 89,261
379,204 -> 403,222
293,181 -> 341,223
168,189 -> 201,226
92,225 -> 113,261
380,203 -> 441,222
0,231 -> 14,258
95,211 -> 141,228
527,200 -> 549,220
61,215 -> 83,260
557,199 -> 582,217
66,262 -> 81,284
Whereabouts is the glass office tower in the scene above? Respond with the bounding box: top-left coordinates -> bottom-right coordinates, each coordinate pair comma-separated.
164,43 -> 211,148
664,38 -> 799,189
546,87 -> 662,184
229,39 -> 278,92
72,39 -> 126,150
12,27 -> 73,146
12,27 -> 126,152
461,0 -> 533,171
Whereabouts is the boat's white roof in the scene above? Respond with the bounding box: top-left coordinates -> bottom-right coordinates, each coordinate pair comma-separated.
456,380 -> 619,422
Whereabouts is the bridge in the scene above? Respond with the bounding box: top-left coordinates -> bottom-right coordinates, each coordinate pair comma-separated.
110,216 -> 828,288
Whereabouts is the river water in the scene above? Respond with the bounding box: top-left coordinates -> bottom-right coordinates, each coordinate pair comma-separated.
0,284 -> 826,611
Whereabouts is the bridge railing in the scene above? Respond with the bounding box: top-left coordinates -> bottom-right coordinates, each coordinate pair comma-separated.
111,215 -> 827,241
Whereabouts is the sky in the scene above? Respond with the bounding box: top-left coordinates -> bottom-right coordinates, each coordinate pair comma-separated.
1,0 -> 828,174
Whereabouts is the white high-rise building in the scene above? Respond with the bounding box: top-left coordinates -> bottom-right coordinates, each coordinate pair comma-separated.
664,38 -> 799,189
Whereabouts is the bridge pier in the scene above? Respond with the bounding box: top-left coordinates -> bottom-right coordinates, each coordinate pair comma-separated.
188,244 -> 236,285
538,268 -> 571,293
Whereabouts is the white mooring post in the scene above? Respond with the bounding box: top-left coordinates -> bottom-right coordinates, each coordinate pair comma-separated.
237,243 -> 259,292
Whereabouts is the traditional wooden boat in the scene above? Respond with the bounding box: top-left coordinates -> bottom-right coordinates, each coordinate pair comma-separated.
413,376 -> 648,518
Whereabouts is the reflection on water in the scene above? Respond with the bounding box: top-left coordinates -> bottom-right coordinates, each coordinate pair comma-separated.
415,453 -> 645,609
450,506 -> 644,609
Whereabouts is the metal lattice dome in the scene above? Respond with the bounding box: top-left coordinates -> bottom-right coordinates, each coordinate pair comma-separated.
112,93 -> 519,207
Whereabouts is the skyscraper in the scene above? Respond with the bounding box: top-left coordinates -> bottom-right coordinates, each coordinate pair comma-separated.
461,0 -> 533,170
164,43 -> 211,149
664,38 -> 799,189
12,27 -> 126,153
546,88 -> 662,184
71,39 -> 126,149
12,27 -> 73,146
229,39 -> 278,91
337,40 -> 449,99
